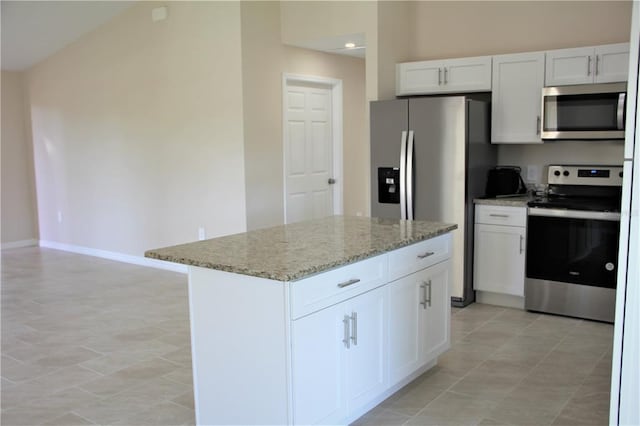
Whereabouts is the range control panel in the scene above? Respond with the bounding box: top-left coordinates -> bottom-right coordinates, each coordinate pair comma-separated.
548,165 -> 623,186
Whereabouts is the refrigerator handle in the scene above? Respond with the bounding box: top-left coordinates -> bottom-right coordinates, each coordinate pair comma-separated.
399,130 -> 408,220
407,130 -> 415,220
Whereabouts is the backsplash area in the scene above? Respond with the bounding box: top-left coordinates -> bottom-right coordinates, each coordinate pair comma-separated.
497,140 -> 625,185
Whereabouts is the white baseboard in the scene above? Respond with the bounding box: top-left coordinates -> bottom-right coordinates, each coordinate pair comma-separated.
38,240 -> 188,274
1,239 -> 39,250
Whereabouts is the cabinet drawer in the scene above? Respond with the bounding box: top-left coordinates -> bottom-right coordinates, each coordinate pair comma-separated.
475,205 -> 527,227
290,254 -> 388,319
388,234 -> 451,282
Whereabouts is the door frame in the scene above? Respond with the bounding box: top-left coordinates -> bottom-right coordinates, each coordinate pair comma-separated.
282,73 -> 343,224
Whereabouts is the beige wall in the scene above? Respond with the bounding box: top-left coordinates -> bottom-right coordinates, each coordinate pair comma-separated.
280,0 -> 379,102
376,1 -> 414,100
411,1 -> 632,60
242,1 -> 367,230
26,2 -> 247,256
241,1 -> 285,230
1,71 -> 38,245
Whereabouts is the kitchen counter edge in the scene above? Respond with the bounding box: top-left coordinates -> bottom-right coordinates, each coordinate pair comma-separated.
145,217 -> 457,282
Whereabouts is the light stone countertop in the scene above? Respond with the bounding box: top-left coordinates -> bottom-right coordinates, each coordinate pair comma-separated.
473,195 -> 532,207
145,216 -> 457,282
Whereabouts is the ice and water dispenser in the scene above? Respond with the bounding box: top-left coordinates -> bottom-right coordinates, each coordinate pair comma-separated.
377,167 -> 400,204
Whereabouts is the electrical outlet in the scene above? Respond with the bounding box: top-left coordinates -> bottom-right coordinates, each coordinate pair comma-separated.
526,165 -> 540,182
198,227 -> 205,241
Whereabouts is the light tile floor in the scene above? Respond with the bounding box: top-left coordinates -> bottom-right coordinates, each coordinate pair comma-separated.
2,247 -> 613,425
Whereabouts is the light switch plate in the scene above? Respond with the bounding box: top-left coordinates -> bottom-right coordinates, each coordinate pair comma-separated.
152,6 -> 168,22
527,165 -> 540,182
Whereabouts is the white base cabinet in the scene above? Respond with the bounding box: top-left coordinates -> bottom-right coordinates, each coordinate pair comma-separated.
188,233 -> 453,425
292,285 -> 388,425
389,261 -> 450,385
473,205 -> 527,299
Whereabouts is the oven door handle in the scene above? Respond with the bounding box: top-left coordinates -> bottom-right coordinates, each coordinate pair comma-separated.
528,208 -> 621,221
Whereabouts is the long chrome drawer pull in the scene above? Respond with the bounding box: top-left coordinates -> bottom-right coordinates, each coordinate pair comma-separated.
417,251 -> 435,259
337,278 -> 361,288
350,312 -> 358,346
420,283 -> 427,309
426,279 -> 432,307
489,214 -> 509,218
343,315 -> 350,349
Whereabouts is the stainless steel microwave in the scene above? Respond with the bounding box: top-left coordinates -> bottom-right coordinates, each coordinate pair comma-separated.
541,82 -> 627,140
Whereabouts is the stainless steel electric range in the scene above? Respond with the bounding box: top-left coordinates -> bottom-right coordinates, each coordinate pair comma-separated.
525,165 -> 623,323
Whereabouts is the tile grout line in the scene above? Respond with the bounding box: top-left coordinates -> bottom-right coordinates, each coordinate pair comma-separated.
400,307 -> 510,425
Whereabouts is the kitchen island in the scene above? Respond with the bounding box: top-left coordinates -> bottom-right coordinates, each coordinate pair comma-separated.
146,216 -> 457,425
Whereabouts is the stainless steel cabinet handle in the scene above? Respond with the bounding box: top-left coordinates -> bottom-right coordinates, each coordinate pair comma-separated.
444,67 -> 448,84
337,278 -> 360,288
520,235 -> 524,254
419,283 -> 427,309
350,312 -> 358,346
489,214 -> 509,218
417,251 -> 435,259
536,116 -> 541,136
596,55 -> 600,75
587,56 -> 592,76
438,68 -> 442,85
343,315 -> 350,349
426,279 -> 432,307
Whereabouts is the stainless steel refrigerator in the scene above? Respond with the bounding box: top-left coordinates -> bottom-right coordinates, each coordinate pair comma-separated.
370,96 -> 496,306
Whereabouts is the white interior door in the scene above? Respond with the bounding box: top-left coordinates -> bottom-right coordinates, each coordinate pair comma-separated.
285,83 -> 334,224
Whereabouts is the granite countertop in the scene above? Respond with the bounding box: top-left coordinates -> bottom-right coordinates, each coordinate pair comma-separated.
473,195 -> 532,207
145,216 -> 457,282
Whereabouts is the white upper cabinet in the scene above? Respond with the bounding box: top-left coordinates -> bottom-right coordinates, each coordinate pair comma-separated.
396,56 -> 492,96
545,43 -> 629,86
491,52 -> 545,144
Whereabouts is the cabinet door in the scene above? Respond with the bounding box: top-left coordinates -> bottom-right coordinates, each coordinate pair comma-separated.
473,223 -> 526,297
442,56 -> 492,93
397,61 -> 443,96
388,272 -> 423,385
292,303 -> 347,425
545,46 -> 594,86
346,286 -> 388,413
389,262 -> 451,384
594,43 -> 630,83
491,52 -> 545,144
422,261 -> 451,362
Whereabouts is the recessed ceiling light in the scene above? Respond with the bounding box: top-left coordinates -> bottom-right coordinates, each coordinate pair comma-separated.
344,42 -> 356,49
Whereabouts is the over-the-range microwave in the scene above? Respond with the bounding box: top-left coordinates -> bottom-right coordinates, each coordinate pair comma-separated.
541,82 -> 627,140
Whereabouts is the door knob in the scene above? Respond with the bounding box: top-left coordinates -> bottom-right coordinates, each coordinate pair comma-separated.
328,178 -> 336,185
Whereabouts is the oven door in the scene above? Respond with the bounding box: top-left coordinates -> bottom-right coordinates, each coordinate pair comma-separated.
527,208 -> 621,288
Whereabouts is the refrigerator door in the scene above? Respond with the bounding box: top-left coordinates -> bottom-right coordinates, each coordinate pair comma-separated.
371,100 -> 409,219
618,159 -> 640,426
611,4 -> 639,423
408,96 -> 467,300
